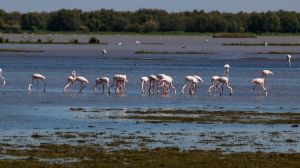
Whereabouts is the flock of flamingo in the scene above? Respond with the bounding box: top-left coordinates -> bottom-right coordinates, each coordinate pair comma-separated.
0,54 -> 292,96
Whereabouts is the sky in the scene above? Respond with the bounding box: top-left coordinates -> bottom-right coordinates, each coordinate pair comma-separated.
1,0 -> 300,13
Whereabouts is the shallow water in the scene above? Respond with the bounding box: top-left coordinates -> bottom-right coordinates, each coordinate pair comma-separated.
0,34 -> 300,153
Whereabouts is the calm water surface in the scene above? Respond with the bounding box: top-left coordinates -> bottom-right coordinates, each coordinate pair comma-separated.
0,34 -> 300,152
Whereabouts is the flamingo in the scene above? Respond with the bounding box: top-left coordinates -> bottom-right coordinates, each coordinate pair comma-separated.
252,78 -> 268,96
28,73 -> 46,93
216,77 -> 233,96
76,75 -> 89,93
287,55 -> 292,67
182,75 -> 204,95
109,74 -> 128,94
209,64 -> 232,96
0,68 -> 6,87
262,69 -> 273,85
64,71 -> 77,92
208,76 -> 220,95
158,75 -> 176,95
93,77 -> 109,93
224,64 -> 230,77
252,70 -> 273,96
101,49 -> 107,55
148,75 -> 159,95
140,76 -> 149,94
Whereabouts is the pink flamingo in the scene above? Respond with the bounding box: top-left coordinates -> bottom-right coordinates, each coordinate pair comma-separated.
64,71 -> 77,92
158,75 -> 176,95
209,64 -> 232,96
0,68 -> 6,87
109,74 -> 128,94
148,75 -> 159,94
252,70 -> 273,96
93,77 -> 109,93
182,75 -> 204,95
76,75 -> 89,93
28,73 -> 46,93
140,76 -> 149,94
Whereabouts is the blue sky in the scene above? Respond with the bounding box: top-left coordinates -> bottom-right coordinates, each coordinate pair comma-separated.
1,0 -> 300,13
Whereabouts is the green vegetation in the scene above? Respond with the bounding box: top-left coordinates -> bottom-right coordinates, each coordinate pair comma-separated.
250,51 -> 300,54
0,49 -> 44,52
117,109 -> 300,124
0,143 -> 300,167
1,9 -> 300,34
223,42 -> 300,46
135,51 -> 214,54
88,37 -> 100,44
213,33 -> 257,38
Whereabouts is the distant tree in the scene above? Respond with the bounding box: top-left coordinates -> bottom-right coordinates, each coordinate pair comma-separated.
281,15 -> 299,33
47,9 -> 82,31
142,20 -> 159,32
21,12 -> 46,30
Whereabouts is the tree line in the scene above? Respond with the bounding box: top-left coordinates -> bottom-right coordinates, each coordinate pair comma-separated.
0,9 -> 300,33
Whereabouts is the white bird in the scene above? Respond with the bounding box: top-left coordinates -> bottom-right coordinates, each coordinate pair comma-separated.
264,42 -> 268,47
0,68 -> 6,87
252,70 -> 273,96
109,74 -> 128,94
158,75 -> 176,95
76,75 -> 89,93
93,77 -> 109,93
64,71 -> 77,92
135,40 -> 141,44
209,64 -> 233,96
101,49 -> 107,55
262,69 -> 273,85
117,42 -> 122,46
182,75 -> 204,95
140,76 -> 149,94
148,75 -> 159,94
287,55 -> 292,67
28,73 -> 46,93
208,76 -> 220,95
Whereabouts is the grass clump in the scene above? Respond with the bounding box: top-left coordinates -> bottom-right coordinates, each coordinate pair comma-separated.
0,49 -> 44,52
135,50 -> 213,54
213,33 -> 256,38
89,37 -> 100,44
223,42 -> 300,46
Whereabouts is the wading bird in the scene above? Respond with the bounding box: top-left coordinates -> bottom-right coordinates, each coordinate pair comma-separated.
252,70 -> 273,96
101,49 -> 107,55
182,75 -> 204,95
140,76 -> 149,94
64,71 -> 77,92
158,75 -> 176,95
0,68 -> 6,87
109,74 -> 128,94
76,75 -> 89,93
93,77 -> 109,93
28,73 -> 46,93
287,55 -> 292,67
148,75 -> 159,95
209,64 -> 233,96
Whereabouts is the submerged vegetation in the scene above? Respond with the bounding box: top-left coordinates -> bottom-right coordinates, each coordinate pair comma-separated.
223,42 -> 300,46
212,33 -> 257,38
250,51 -> 300,54
0,49 -> 44,52
1,9 -> 300,34
135,51 -> 214,54
0,143 -> 300,168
